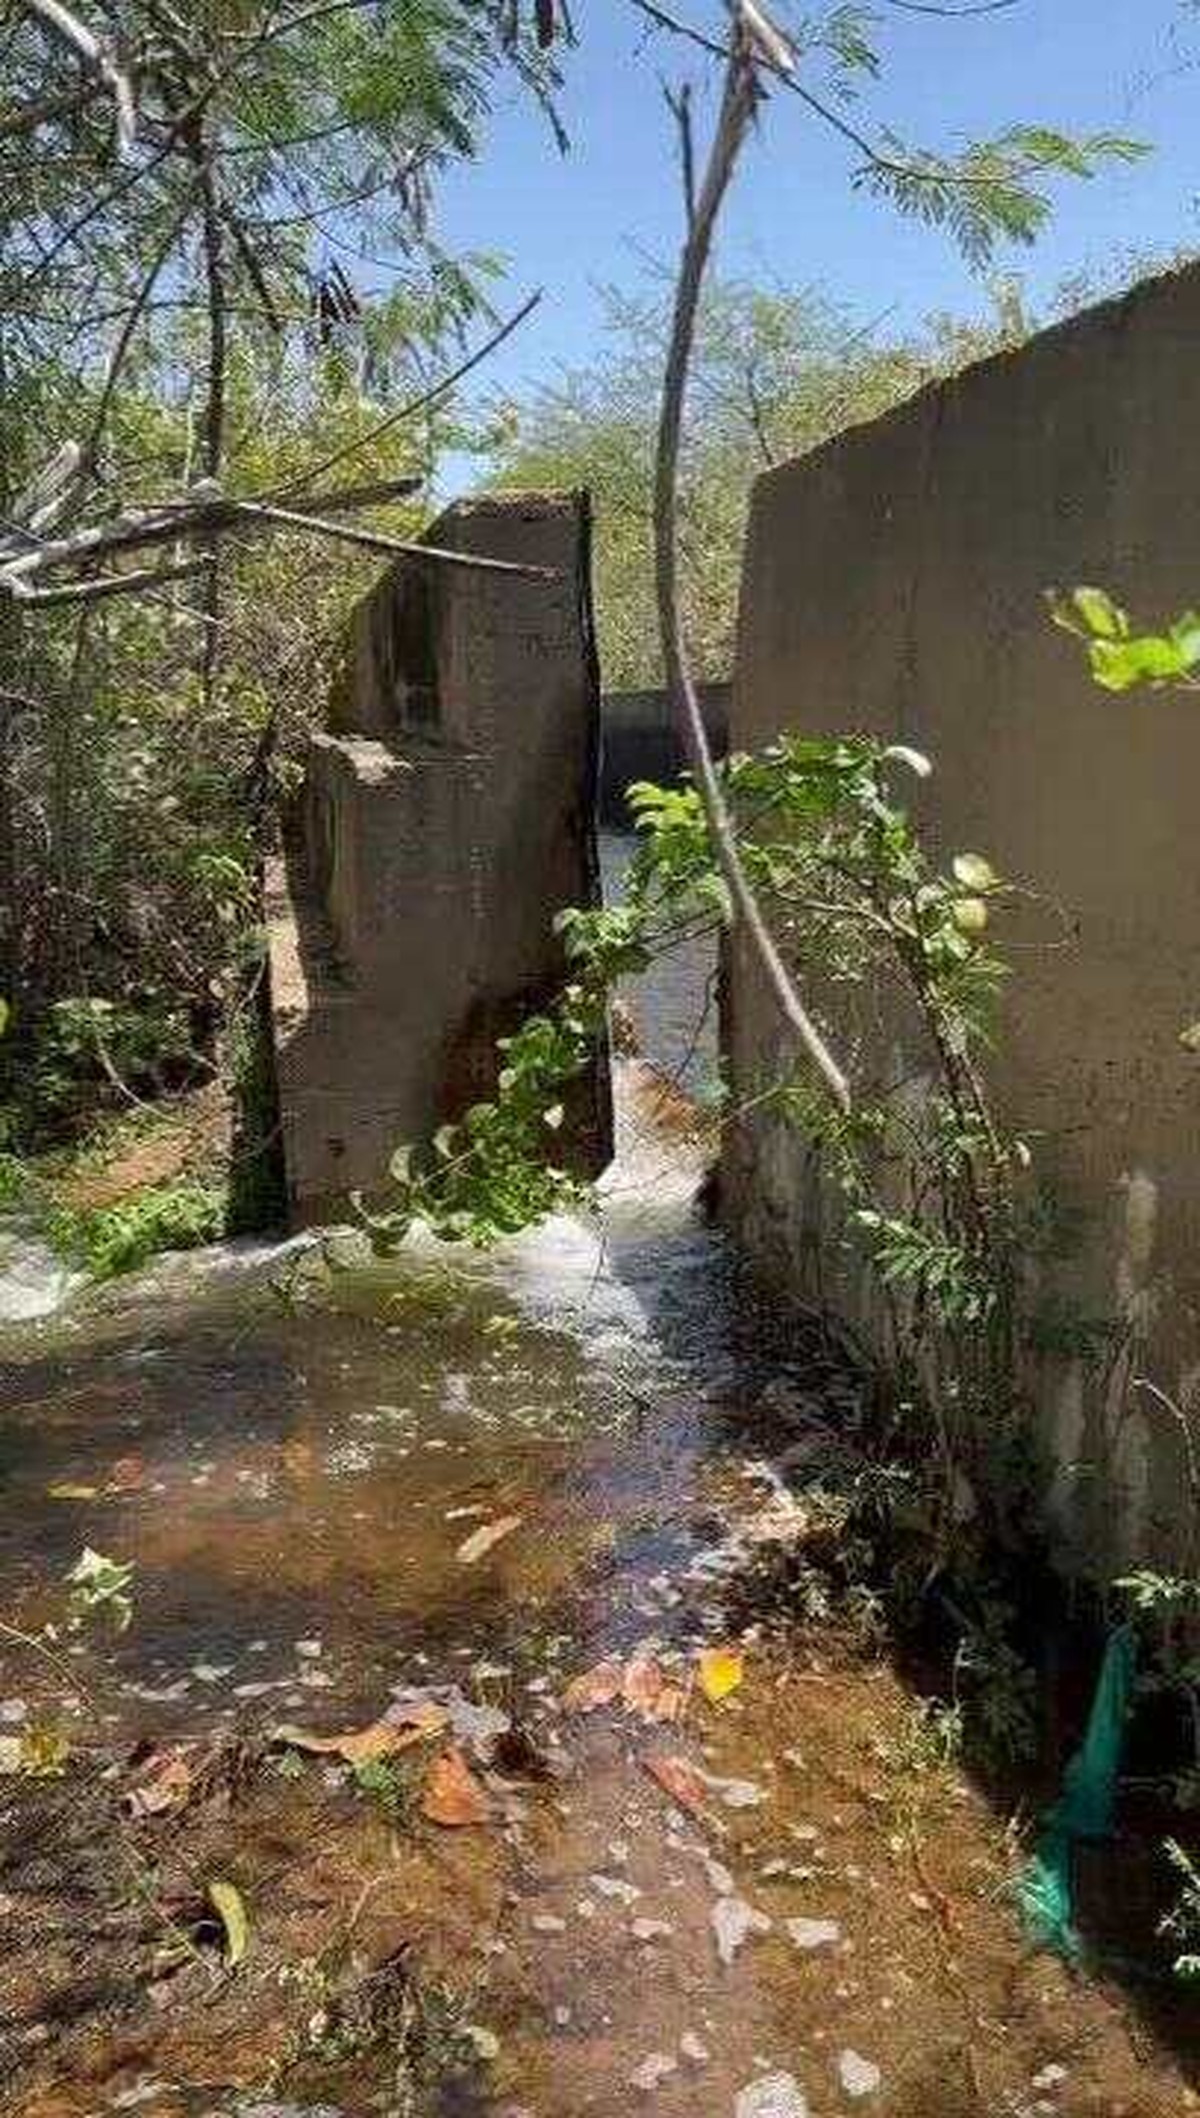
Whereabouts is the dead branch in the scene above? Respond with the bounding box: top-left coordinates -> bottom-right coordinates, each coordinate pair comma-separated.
653,2 -> 852,1112
19,0 -> 138,150
0,473 -> 556,604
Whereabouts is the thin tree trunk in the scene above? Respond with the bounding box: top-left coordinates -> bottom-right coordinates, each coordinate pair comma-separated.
653,24 -> 850,1111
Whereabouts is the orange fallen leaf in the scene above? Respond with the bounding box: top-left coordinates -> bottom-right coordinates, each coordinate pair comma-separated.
107,1454 -> 146,1492
698,1646 -> 744,1705
273,1704 -> 448,1765
455,1513 -> 524,1565
622,1653 -> 684,1723
643,1752 -> 710,1819
562,1660 -> 624,1712
421,1745 -> 490,1827
124,1744 -> 198,1819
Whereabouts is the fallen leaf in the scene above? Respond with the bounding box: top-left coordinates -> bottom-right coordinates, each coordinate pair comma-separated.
207,1878 -> 249,1967
106,1454 -> 146,1492
785,1915 -> 842,1952
562,1660 -> 623,1712
643,1752 -> 710,1818
421,1745 -> 490,1827
700,1768 -> 765,1810
622,1653 -> 684,1723
124,1744 -> 197,1818
47,1483 -> 97,1501
0,1736 -> 23,1775
838,2049 -> 882,2099
735,2071 -> 809,2118
698,1645 -> 744,1704
273,1704 -> 447,1765
712,1893 -> 771,1966
456,1513 -> 523,1565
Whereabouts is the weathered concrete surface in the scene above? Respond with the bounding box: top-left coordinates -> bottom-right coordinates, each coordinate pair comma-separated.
599,682 -> 729,823
269,491 -> 611,1226
724,264 -> 1200,1573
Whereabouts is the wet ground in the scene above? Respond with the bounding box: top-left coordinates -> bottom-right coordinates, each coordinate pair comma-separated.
0,1041 -> 1195,2113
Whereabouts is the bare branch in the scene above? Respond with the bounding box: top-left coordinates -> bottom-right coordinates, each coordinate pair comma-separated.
18,0 -> 137,149
8,557 -> 212,607
653,6 -> 852,1112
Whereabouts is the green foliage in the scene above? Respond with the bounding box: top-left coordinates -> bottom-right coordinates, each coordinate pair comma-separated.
862,129 -> 1148,267
1162,1840 -> 1200,1980
64,1548 -> 135,1634
363,995 -> 602,1248
492,273 -> 1035,688
49,1178 -> 226,1280
1050,586 -> 1200,692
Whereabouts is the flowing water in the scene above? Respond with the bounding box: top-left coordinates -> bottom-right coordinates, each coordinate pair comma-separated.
0,848 -> 1192,2114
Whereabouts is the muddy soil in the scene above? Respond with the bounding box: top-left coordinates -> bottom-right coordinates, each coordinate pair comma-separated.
0,1067 -> 1194,2116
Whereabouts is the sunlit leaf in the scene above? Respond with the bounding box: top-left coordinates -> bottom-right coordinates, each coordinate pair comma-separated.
207,1879 -> 250,1968
698,1645 -> 745,1704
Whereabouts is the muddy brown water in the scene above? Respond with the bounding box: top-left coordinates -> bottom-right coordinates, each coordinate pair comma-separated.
0,919 -> 1195,2110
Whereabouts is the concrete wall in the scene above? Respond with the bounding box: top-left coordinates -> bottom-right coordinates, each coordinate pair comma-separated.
269,491 -> 611,1225
599,683 -> 729,822
724,264 -> 1200,1574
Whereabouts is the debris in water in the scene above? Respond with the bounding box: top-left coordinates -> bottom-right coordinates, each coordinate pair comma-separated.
272,1705 -> 447,1764
699,1767 -> 766,1810
1032,2064 -> 1069,2091
421,1745 -> 490,1826
622,1652 -> 684,1722
702,1854 -> 735,1894
643,1752 -> 709,1817
786,1916 -> 842,1951
630,1916 -> 674,1942
456,1514 -> 523,1564
679,2029 -> 710,2065
712,1893 -> 771,1966
629,2051 -> 678,2093
123,1742 -> 201,1818
106,1454 -> 147,1492
589,1872 -> 641,1905
838,2050 -> 882,2098
735,2073 -> 809,2118
562,1660 -> 625,1712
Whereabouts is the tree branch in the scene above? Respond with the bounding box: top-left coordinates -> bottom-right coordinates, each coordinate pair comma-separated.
653,4 -> 851,1112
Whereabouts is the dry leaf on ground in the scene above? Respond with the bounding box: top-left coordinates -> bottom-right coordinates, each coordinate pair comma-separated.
455,1513 -> 523,1565
643,1752 -> 710,1818
124,1743 -> 199,1818
422,1745 -> 490,1827
698,1645 -> 744,1704
106,1454 -> 146,1492
207,1878 -> 249,1967
561,1660 -> 624,1712
273,1704 -> 448,1765
622,1653 -> 685,1723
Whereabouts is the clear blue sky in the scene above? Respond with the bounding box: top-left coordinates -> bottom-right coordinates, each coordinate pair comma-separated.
429,0 -> 1200,450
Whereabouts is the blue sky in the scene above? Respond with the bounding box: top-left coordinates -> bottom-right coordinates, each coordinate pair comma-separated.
427,0 -> 1200,443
